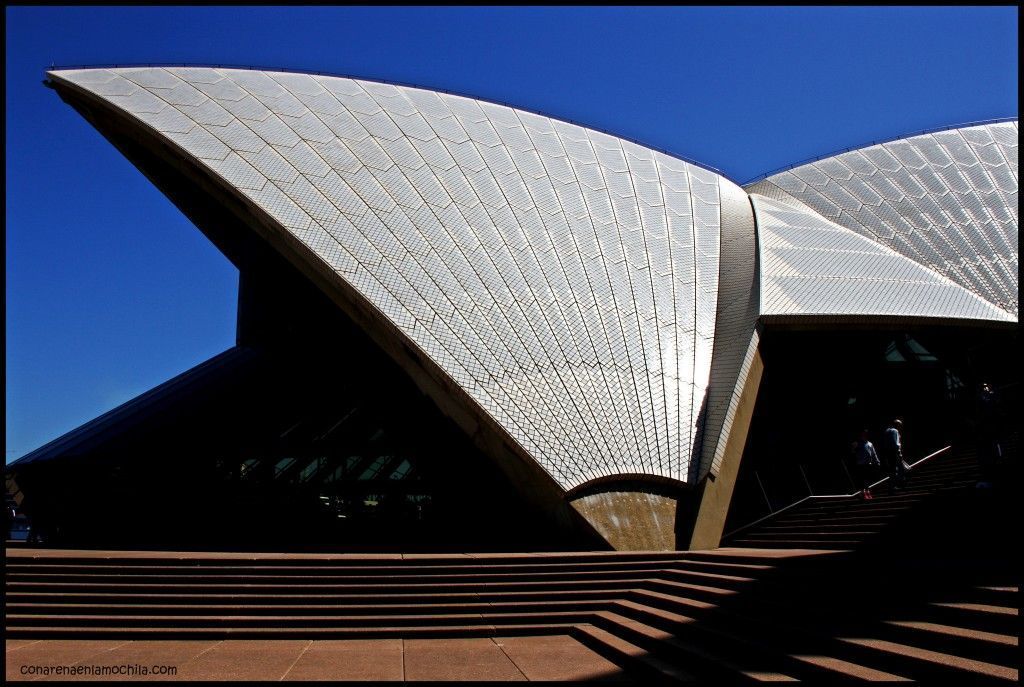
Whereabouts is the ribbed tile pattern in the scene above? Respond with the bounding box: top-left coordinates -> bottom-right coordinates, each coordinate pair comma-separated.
50,67 -> 736,490
752,195 -> 1014,322
747,122 -> 1019,318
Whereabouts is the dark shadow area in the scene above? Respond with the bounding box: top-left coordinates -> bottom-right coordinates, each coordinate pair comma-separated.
597,443 -> 1018,682
723,324 -> 1018,533
8,256 -> 585,553
5,445 -> 1017,681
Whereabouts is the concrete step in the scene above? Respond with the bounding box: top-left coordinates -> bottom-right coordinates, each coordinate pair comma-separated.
876,619 -> 1018,667
2,551 -> 692,567
900,465 -> 980,475
922,602 -> 1019,636
4,557 -> 716,575
728,539 -> 863,549
912,460 -> 980,472
834,636 -> 1017,682
3,567 -> 709,585
758,521 -> 893,529
732,531 -> 882,541
571,623 -> 695,684
1,587 -> 634,607
4,577 -> 675,594
797,497 -> 929,511
5,468 -> 1013,686
644,576 -> 748,603
5,610 -> 599,629
766,514 -> 900,527
2,623 -> 580,640
708,580 -> 1020,638
743,529 -> 884,540
590,610 -> 798,681
882,480 -> 981,492
5,575 -> 743,611
751,528 -> 887,538
784,506 -> 917,519
628,583 -> 1017,683
5,599 -> 613,617
612,596 -> 909,682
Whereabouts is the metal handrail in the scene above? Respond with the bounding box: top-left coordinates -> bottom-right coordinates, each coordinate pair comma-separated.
721,445 -> 953,540
865,445 -> 951,492
721,490 -> 811,541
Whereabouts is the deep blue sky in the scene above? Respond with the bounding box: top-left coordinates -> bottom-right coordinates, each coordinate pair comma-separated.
5,6 -> 1018,461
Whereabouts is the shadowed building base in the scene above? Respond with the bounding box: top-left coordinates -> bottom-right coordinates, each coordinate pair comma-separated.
687,347 -> 764,550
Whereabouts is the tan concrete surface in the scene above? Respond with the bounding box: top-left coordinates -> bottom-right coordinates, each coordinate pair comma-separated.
5,636 -> 623,682
31,641 -> 219,682
6,548 -> 655,559
6,546 -> 835,560
493,634 -> 631,681
403,637 -> 526,681
7,640 -> 131,681
284,639 -> 404,681
5,640 -> 44,651
167,640 -> 310,681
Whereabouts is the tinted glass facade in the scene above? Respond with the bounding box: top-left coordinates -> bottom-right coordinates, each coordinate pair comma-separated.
13,259 -> 579,551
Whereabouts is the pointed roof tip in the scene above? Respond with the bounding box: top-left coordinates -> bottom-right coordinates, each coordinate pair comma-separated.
41,66 -> 73,90
44,69 -> 70,87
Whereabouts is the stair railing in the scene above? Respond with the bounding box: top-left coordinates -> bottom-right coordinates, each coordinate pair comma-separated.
721,446 -> 952,542
864,445 -> 952,493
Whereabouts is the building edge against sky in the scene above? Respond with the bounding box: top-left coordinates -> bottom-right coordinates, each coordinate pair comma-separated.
6,67 -> 1017,552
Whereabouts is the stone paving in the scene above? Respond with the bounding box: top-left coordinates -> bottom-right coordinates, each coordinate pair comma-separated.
6,637 -> 631,682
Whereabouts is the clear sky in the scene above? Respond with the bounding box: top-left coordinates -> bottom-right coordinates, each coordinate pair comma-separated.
5,6 -> 1018,462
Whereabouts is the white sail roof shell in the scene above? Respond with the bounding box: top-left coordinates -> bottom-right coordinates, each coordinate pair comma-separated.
752,194 -> 1014,322
50,67 -> 735,490
747,122 -> 1018,319
50,67 -> 1017,493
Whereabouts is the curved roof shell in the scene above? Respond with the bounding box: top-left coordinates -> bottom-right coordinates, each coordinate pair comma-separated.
45,67 -> 1017,494
746,122 -> 1019,318
752,194 -> 1014,322
48,67 -> 741,490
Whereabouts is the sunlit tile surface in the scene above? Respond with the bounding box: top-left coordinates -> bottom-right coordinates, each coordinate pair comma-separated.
752,195 -> 1014,322
51,67 -> 1018,491
51,67 -> 736,489
747,123 -> 1018,318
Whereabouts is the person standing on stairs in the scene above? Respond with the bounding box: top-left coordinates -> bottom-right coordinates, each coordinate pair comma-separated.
882,418 -> 909,490
853,429 -> 881,499
975,382 -> 1001,489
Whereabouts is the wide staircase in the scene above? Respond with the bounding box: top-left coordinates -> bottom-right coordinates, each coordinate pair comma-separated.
722,445 -> 984,550
5,447 -> 1018,682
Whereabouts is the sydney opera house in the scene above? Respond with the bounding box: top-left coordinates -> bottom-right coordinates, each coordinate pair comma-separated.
7,67 -> 1018,553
